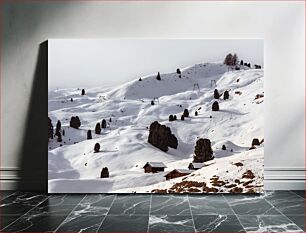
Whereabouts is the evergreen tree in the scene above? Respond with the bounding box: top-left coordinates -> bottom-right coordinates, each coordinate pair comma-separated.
214,89 -> 220,99
70,116 -> 81,129
177,68 -> 181,77
156,72 -> 161,80
240,60 -> 244,66
100,167 -> 109,178
57,131 -> 62,142
195,111 -> 198,116
169,115 -> 174,122
212,101 -> 219,111
101,119 -> 107,129
70,98 -> 73,102
87,130 -> 92,139
109,118 -> 112,122
173,115 -> 177,120
151,100 -> 155,105
232,53 -> 238,66
48,117 -> 54,140
222,145 -> 226,150
224,53 -> 233,66
223,90 -> 229,100
95,123 -> 101,134
94,143 -> 100,153
181,115 -> 185,121
55,120 -> 61,136
139,78 -> 142,81
183,109 -> 189,117
62,129 -> 65,136
81,89 -> 85,95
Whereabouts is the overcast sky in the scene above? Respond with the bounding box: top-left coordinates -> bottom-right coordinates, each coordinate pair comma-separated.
48,39 -> 263,91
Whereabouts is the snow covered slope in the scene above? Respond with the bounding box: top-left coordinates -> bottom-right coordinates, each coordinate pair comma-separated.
48,62 -> 264,193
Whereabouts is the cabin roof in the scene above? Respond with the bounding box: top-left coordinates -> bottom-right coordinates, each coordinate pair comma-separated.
189,163 -> 204,169
164,169 -> 193,177
143,162 -> 167,168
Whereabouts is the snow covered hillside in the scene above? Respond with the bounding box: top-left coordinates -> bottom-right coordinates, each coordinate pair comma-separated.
48,62 -> 264,193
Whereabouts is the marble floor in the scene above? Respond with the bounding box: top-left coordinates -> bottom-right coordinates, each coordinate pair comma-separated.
0,190 -> 304,232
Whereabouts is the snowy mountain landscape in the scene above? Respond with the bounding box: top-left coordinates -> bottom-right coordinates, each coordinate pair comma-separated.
48,61 -> 264,193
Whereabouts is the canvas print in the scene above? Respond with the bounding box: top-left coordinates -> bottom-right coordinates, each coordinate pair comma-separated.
48,39 -> 264,193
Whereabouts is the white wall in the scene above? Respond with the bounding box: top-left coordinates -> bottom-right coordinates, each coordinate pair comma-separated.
1,1 -> 304,190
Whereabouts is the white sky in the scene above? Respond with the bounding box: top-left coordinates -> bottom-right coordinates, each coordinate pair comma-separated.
48,39 -> 263,90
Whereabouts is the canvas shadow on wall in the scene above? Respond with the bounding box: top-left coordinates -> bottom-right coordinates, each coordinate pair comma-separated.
48,39 -> 264,193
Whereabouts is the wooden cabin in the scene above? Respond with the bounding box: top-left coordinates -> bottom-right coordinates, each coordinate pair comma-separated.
143,162 -> 167,173
164,169 -> 193,180
188,162 -> 204,170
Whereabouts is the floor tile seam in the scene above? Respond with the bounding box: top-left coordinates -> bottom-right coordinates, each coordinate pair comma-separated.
1,194 -> 50,231
96,194 -> 117,232
0,191 -> 17,202
53,194 -> 87,232
289,191 -> 305,200
187,195 -> 197,233
146,195 -> 153,233
263,195 -> 304,232
223,194 -> 248,232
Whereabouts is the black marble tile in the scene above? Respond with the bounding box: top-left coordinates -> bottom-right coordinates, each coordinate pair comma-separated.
286,215 -> 305,231
46,194 -> 85,205
2,214 -> 67,232
149,215 -> 195,233
28,195 -> 85,216
0,215 -> 22,231
0,191 -> 16,201
224,194 -> 281,215
193,215 -> 245,232
292,190 -> 305,199
265,191 -> 304,215
189,195 -> 234,215
72,194 -> 115,215
55,213 -> 105,232
238,215 -> 303,232
151,195 -> 191,216
98,215 -> 149,232
0,192 -> 48,216
108,195 -> 150,215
